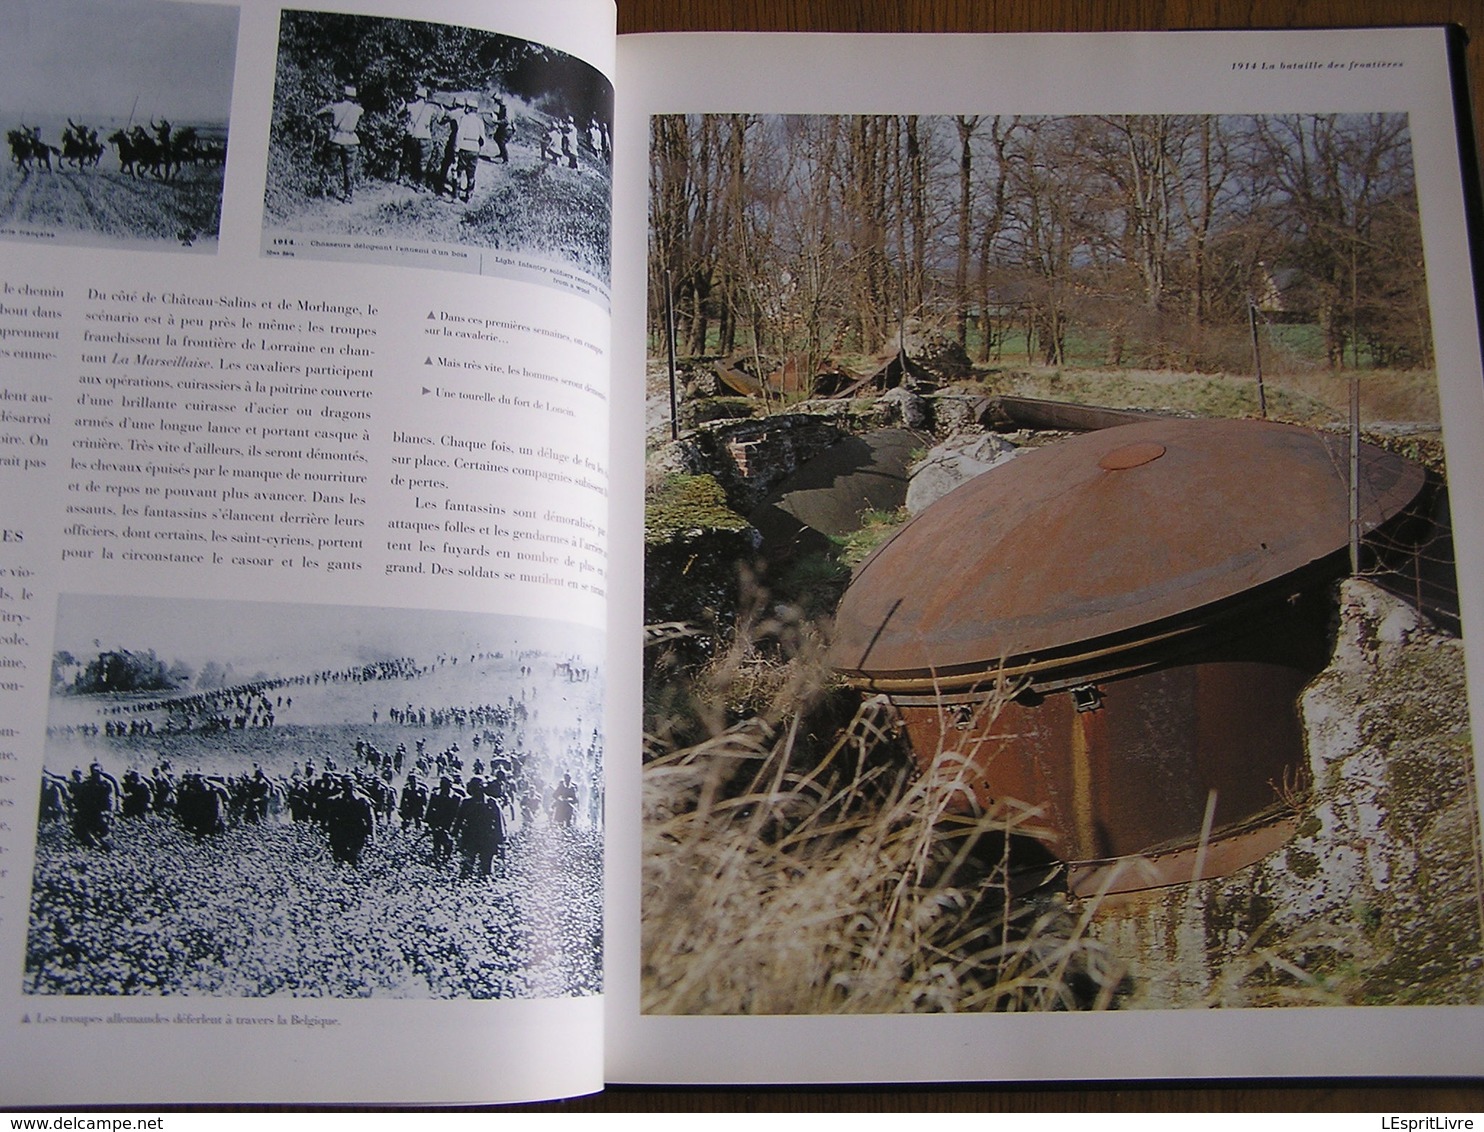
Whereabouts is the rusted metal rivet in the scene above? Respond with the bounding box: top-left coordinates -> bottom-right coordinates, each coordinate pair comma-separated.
1099,442 -> 1167,470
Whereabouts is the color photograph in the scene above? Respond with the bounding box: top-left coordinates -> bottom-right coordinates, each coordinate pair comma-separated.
641,111 -> 1483,1014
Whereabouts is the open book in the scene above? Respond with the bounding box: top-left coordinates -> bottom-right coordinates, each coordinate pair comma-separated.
2,1 -> 1483,1105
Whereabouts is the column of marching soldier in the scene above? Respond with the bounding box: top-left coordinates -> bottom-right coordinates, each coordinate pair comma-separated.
39,750 -> 586,881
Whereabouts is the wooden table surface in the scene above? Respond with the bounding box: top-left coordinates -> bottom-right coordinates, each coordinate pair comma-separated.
567,0 -> 1484,1114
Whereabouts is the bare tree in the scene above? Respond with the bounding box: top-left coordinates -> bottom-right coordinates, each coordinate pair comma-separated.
953,115 -> 981,349
974,115 -> 1017,363
647,111 -> 1428,379
1250,113 -> 1419,368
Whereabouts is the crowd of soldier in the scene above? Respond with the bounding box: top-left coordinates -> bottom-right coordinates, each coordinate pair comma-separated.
42,762 -> 288,848
41,648 -> 596,877
39,744 -> 590,883
47,651 -> 492,741
314,77 -> 608,206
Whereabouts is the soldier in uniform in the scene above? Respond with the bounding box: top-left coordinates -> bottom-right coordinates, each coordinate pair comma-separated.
326,775 -> 375,866
550,772 -> 579,828
519,780 -> 542,828
309,771 -> 337,827
451,96 -> 487,202
399,84 -> 438,191
150,765 -> 175,814
287,775 -> 313,822
245,767 -> 273,823
491,98 -> 512,163
452,777 -> 504,879
72,763 -> 118,849
559,116 -> 577,169
177,772 -> 229,838
120,769 -> 152,819
424,775 -> 462,866
317,82 -> 364,202
399,773 -> 429,831
39,772 -> 70,826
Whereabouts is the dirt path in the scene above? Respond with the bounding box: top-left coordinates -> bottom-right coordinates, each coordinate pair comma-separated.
273,140 -> 612,279
0,161 -> 224,243
298,144 -> 560,231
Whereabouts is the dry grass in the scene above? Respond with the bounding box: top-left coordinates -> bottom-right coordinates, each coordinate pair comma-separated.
640,616 -> 1126,1015
976,366 -> 1441,429
640,613 -> 1374,1015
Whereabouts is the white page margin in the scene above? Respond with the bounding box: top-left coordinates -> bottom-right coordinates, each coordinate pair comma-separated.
606,26 -> 1484,1085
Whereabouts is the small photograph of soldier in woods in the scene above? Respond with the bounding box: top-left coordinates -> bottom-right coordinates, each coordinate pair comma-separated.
27,595 -> 604,1000
262,11 -> 612,287
0,0 -> 236,250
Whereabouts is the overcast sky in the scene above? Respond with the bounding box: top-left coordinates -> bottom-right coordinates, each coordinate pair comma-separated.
0,0 -> 238,122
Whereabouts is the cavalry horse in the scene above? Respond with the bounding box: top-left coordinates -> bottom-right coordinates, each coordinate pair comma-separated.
107,121 -> 183,180
61,120 -> 104,171
7,126 -> 58,173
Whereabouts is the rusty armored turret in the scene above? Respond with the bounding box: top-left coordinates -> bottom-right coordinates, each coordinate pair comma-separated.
830,417 -> 1427,894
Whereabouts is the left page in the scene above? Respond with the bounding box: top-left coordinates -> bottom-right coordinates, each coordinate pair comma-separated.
0,0 -> 615,1106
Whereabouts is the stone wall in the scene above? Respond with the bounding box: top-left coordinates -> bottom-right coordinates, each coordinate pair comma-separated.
670,414 -> 847,514
1084,579 -> 1484,1008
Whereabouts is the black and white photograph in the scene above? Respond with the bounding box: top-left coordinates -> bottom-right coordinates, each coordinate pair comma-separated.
27,595 -> 604,999
261,11 -> 613,295
0,0 -> 236,252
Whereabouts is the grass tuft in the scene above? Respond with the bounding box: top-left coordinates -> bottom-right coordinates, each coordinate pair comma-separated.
641,610 -> 1125,1015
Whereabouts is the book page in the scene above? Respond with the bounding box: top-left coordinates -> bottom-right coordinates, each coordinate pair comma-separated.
0,0 -> 615,1105
608,27 -> 1484,1084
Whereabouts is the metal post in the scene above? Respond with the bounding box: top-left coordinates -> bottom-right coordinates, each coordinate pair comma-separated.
1248,299 -> 1267,420
1349,375 -> 1361,576
664,269 -> 679,442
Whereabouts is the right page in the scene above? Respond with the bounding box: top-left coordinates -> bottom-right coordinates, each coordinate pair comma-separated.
607,27 -> 1484,1083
